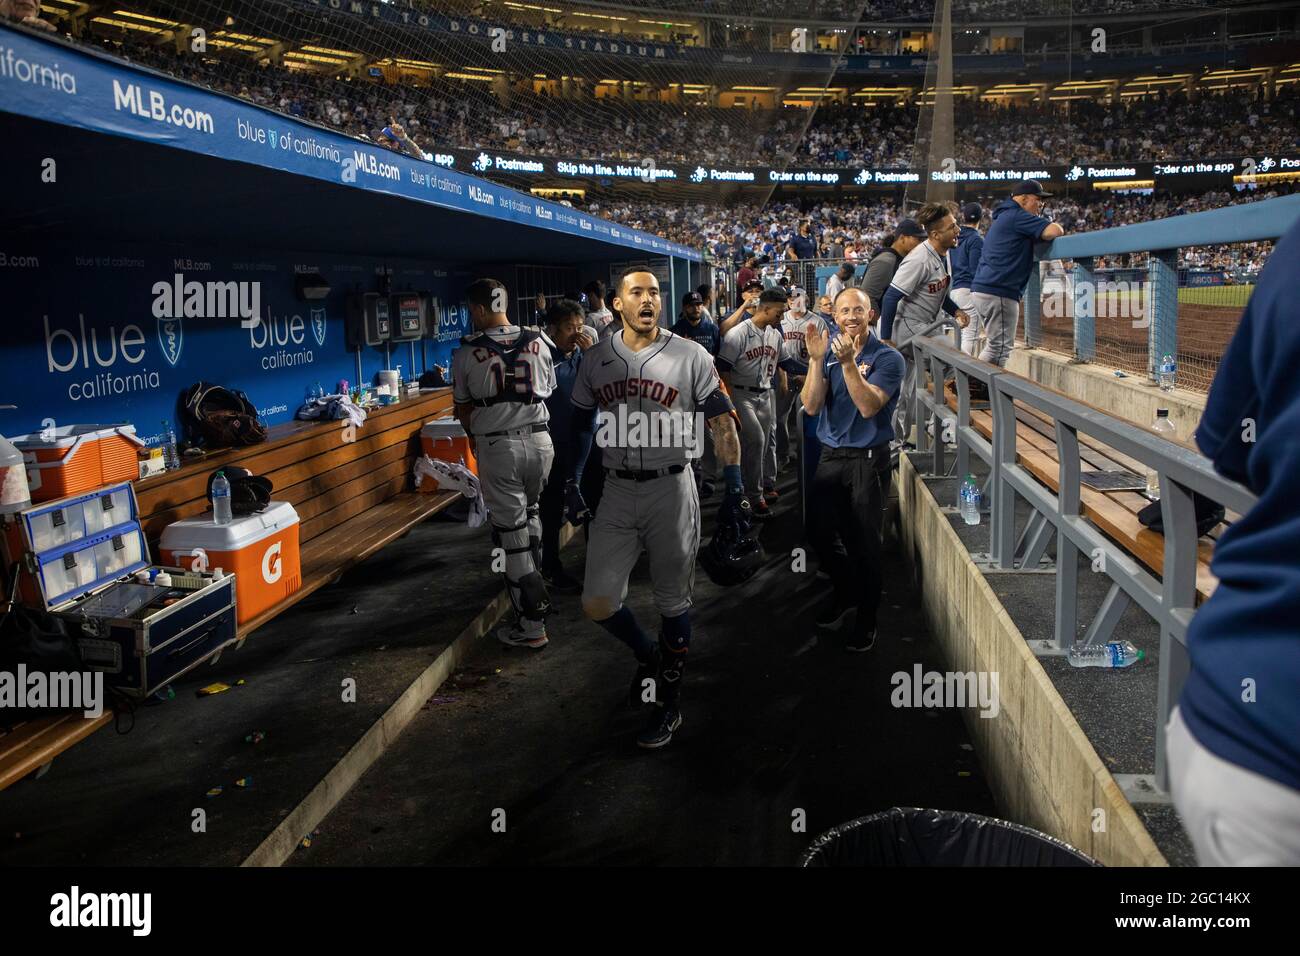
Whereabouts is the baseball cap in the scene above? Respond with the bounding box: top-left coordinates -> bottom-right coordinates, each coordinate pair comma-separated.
682,291 -> 703,306
1012,179 -> 1052,198
742,278 -> 764,292
895,219 -> 926,239
961,202 -> 983,223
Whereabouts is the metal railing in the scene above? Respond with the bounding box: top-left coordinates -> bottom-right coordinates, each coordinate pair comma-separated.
909,334 -> 1257,791
1026,194 -> 1299,393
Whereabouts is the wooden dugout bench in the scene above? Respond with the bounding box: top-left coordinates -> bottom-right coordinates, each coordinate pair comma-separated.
2,389 -> 461,790
943,377 -> 1224,602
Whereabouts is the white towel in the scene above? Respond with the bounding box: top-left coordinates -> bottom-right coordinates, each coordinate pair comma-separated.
413,456 -> 485,528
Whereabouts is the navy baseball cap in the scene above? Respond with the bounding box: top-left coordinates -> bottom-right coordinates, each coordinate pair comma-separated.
682,291 -> 703,306
895,219 -> 926,239
1012,179 -> 1052,198
742,278 -> 764,291
961,202 -> 983,223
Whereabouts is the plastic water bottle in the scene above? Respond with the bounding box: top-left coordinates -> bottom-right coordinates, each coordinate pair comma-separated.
212,470 -> 232,526
1146,409 -> 1177,498
966,476 -> 982,525
1158,354 -> 1176,392
160,420 -> 181,471
1068,640 -> 1145,668
960,474 -> 980,525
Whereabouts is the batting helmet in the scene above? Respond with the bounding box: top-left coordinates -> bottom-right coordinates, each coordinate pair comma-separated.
698,523 -> 765,587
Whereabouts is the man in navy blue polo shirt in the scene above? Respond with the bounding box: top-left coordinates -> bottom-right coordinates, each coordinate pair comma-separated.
672,291 -> 722,495
1166,216 -> 1300,865
971,180 -> 1065,368
800,286 -> 905,652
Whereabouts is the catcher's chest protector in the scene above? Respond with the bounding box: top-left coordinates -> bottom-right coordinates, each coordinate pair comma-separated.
464,328 -> 544,405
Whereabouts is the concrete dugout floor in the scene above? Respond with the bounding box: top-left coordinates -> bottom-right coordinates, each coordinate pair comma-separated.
2,461 -> 996,867
289,462 -> 996,866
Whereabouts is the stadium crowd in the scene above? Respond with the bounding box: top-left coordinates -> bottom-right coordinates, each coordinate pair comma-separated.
583,188 -> 1287,274
77,30 -> 1300,171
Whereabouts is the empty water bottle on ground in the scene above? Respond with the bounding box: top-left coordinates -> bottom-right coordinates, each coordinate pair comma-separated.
1068,640 -> 1145,668
1146,408 -> 1176,498
160,420 -> 180,471
212,470 -> 232,526
1158,354 -> 1176,391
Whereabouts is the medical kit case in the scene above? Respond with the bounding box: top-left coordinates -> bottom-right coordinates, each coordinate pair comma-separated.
2,481 -> 238,697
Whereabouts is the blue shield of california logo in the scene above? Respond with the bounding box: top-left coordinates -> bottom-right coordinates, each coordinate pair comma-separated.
157,315 -> 183,367
310,308 -> 327,347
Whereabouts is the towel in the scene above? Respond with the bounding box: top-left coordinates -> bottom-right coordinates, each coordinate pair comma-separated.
413,456 -> 485,528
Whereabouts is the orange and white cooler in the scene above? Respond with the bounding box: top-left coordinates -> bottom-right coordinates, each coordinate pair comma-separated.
418,418 -> 476,493
159,502 -> 302,625
9,424 -> 145,502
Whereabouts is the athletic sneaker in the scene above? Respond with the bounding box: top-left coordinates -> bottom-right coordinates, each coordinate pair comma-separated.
496,622 -> 548,649
763,487 -> 779,502
815,598 -> 853,630
636,706 -> 683,749
699,481 -> 715,499
844,629 -> 877,653
751,497 -> 774,520
541,566 -> 582,594
969,379 -> 990,401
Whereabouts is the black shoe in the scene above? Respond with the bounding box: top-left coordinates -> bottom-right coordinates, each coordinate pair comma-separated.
844,629 -> 877,653
816,598 -> 853,630
629,647 -> 661,708
700,481 -> 715,498
636,706 -> 682,749
541,567 -> 582,593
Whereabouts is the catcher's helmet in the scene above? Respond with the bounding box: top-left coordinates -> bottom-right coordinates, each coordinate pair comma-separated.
698,524 -> 765,587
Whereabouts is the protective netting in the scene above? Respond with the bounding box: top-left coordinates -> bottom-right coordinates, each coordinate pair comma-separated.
68,0 -> 872,205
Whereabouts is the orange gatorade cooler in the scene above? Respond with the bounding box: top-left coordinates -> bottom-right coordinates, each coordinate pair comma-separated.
159,502 -> 301,625
418,418 -> 476,493
10,424 -> 145,502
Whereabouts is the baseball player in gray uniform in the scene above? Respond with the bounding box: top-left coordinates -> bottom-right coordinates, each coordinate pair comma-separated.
453,278 -> 558,649
717,288 -> 788,520
563,269 -> 745,750
774,287 -> 813,468
877,202 -> 970,443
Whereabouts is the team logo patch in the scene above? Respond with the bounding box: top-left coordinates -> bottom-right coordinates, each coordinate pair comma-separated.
310,308 -> 327,347
157,316 -> 183,367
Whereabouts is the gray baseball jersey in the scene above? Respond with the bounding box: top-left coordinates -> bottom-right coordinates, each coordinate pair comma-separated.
779,311 -> 813,370
718,318 -> 782,389
452,325 -> 557,436
888,240 -> 952,327
572,328 -> 721,472
575,327 -> 731,619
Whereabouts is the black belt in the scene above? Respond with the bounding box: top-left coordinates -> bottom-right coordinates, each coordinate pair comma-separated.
734,385 -> 771,393
823,442 -> 891,460
477,422 -> 549,438
605,464 -> 686,482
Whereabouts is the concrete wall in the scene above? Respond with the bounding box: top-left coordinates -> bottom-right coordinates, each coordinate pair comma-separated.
898,454 -> 1167,866
1009,348 -> 1206,442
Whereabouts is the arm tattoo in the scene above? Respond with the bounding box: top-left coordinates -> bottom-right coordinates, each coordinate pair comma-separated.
709,412 -> 741,467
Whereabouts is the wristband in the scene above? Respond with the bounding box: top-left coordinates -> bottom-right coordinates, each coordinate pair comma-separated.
723,464 -> 743,495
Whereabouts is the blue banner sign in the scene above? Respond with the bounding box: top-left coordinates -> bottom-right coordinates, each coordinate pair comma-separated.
0,25 -> 699,261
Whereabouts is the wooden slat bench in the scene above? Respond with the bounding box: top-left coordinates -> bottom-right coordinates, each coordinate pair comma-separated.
2,389 -> 463,790
942,378 -> 1219,601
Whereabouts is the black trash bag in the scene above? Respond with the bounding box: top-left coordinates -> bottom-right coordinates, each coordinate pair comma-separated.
1137,493 -> 1225,539
800,807 -> 1099,867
